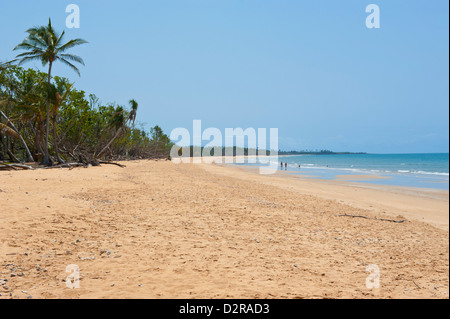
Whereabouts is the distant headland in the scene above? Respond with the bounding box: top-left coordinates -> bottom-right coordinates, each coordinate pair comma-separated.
183,147 -> 367,157
278,150 -> 367,155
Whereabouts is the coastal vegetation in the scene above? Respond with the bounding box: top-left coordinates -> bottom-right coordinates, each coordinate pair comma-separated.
0,20 -> 172,169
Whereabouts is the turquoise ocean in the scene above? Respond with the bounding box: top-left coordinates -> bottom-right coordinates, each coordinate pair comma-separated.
236,153 -> 449,190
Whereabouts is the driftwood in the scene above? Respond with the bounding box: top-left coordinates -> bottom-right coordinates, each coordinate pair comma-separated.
97,160 -> 126,168
0,162 -> 18,170
1,160 -> 125,171
43,162 -> 86,169
0,163 -> 34,170
41,160 -> 125,170
15,164 -> 34,170
338,214 -> 406,224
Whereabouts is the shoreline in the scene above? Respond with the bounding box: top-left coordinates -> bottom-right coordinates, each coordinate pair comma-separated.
1,159 -> 448,299
215,162 -> 449,231
170,154 -> 449,191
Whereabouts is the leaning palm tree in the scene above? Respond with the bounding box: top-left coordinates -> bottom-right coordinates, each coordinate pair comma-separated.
97,100 -> 139,158
0,122 -> 20,140
0,102 -> 34,162
128,99 -> 139,127
13,18 -> 87,166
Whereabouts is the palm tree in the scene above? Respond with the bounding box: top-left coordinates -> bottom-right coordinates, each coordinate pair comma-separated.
97,100 -> 139,158
128,99 -> 139,127
13,18 -> 87,166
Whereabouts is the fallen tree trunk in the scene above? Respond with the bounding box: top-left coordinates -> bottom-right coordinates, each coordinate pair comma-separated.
6,149 -> 20,163
41,160 -> 125,170
43,162 -> 85,169
11,163 -> 34,170
0,110 -> 35,163
0,162 -> 18,170
0,163 -> 34,170
96,127 -> 123,159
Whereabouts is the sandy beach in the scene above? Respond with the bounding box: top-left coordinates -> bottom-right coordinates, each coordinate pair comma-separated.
0,160 -> 448,299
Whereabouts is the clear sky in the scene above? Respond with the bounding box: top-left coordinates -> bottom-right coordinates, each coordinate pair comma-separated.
1,0 -> 448,153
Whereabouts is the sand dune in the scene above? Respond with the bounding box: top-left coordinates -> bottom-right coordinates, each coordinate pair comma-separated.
0,160 -> 448,299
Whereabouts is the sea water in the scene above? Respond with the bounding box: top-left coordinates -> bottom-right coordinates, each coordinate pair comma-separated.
237,153 -> 449,190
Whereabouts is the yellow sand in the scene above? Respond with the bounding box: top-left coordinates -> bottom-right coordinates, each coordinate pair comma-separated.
0,160 -> 448,299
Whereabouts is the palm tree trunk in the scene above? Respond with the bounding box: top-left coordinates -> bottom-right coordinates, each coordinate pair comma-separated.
0,136 -> 20,163
0,110 -> 34,162
97,127 -> 123,159
52,114 -> 64,164
43,62 -> 53,166
7,148 -> 20,163
30,121 -> 41,157
0,138 -> 4,160
34,121 -> 45,161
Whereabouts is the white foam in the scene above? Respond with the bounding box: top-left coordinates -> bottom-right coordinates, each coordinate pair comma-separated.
412,171 -> 449,177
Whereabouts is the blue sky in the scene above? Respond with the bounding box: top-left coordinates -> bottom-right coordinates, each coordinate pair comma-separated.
1,0 -> 448,153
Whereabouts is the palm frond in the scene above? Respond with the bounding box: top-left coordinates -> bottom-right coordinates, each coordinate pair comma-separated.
128,99 -> 139,125
21,30 -> 49,48
60,83 -> 74,101
13,41 -> 44,52
47,18 -> 55,38
16,55 -> 44,66
25,25 -> 47,35
15,50 -> 45,58
59,53 -> 85,66
57,57 -> 81,76
0,123 -> 20,139
56,30 -> 65,47
15,19 -> 87,76
31,32 -> 51,49
57,38 -> 88,53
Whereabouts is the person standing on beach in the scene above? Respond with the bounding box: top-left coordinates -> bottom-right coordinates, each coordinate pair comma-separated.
285,162 -> 287,170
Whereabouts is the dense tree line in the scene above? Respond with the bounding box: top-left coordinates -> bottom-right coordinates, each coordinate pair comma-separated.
1,20 -> 172,167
